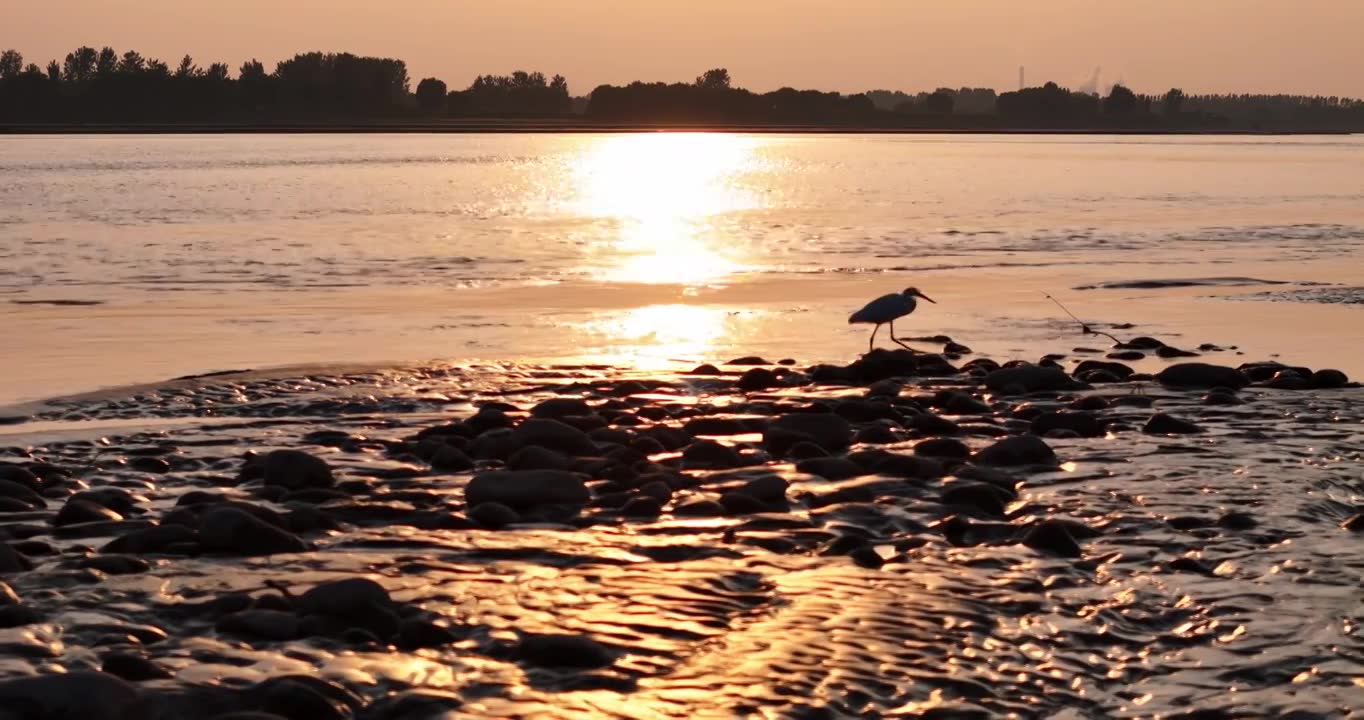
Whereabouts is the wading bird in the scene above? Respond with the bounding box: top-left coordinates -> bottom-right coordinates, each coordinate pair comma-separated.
848,287 -> 936,352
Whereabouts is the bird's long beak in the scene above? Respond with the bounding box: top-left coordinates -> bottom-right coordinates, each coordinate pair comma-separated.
917,292 -> 937,304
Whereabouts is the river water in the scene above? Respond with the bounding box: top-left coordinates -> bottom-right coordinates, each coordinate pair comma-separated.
3,133 -> 1363,404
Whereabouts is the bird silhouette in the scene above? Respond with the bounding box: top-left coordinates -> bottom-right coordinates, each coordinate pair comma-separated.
848,287 -> 936,352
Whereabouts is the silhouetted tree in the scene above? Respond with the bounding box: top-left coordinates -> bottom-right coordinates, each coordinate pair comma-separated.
118,51 -> 145,74
922,89 -> 954,114
62,47 -> 97,83
415,77 -> 447,113
95,47 -> 118,77
1162,88 -> 1185,116
1104,84 -> 1138,115
206,63 -> 230,82
0,50 -> 23,79
695,68 -> 731,90
175,55 -> 201,78
45,61 -> 60,82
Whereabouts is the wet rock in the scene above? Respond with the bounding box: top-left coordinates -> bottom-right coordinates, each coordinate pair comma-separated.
688,364 -> 721,375
0,479 -> 44,507
101,524 -> 197,555
984,365 -> 1081,393
683,417 -> 757,437
358,690 -> 464,720
941,392 -> 991,415
672,499 -> 726,517
1106,350 -> 1145,361
620,496 -> 663,518
974,435 -> 1058,466
81,555 -> 151,575
261,449 -> 335,490
737,367 -> 782,391
853,424 -> 900,444
102,651 -> 174,681
1143,413 -> 1204,435
469,501 -> 520,529
0,604 -> 42,628
396,619 -> 460,650
944,341 -> 972,355
1022,519 -> 1083,557
1202,391 -> 1242,406
727,355 -> 770,365
1156,363 -> 1249,389
1074,360 -> 1135,380
867,379 -> 902,397
941,482 -> 1012,517
507,445 -> 572,471
0,466 -> 41,493
256,676 -> 359,720
55,499 -> 123,526
682,440 -> 745,470
199,507 -> 308,556
297,578 -> 393,618
785,441 -> 830,460
0,541 -> 33,572
530,397 -> 591,419
866,452 -> 945,479
70,488 -> 141,515
1217,512 -> 1258,530
429,445 -> 474,472
1156,345 -> 1200,358
1309,368 -> 1349,389
734,475 -> 788,503
796,457 -> 867,481
849,546 -> 885,569
129,456 -> 171,474
1266,370 -> 1311,390
1031,411 -> 1105,438
466,469 -> 589,508
913,437 -> 970,459
1341,513 -> 1364,532
512,633 -> 614,668
719,491 -> 768,515
764,413 -> 853,455
909,412 -> 961,436
510,419 -> 598,456
0,671 -> 139,720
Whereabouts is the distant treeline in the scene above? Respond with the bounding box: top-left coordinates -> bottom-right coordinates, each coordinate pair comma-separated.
3,46 -> 1363,131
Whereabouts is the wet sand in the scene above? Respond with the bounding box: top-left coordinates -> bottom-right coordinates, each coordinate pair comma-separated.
0,337 -> 1360,718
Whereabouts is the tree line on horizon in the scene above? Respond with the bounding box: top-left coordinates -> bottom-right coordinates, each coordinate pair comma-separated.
2,46 -> 1362,131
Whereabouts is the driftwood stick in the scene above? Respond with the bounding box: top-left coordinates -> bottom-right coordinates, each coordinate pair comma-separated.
1044,293 -> 1125,346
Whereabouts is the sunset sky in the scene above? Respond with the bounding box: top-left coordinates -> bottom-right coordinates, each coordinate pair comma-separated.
10,0 -> 1364,97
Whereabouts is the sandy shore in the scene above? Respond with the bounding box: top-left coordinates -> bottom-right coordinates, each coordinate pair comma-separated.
0,335 -> 1360,717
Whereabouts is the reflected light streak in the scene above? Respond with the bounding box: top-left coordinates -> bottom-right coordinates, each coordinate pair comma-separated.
572,133 -> 759,285
577,304 -> 751,366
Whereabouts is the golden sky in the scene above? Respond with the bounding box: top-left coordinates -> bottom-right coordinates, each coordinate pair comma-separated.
10,0 -> 1363,96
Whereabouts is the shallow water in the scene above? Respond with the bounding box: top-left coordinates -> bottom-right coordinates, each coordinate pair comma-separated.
3,133 -> 1364,405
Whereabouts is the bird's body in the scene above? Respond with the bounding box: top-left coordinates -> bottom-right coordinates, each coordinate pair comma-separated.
848,287 -> 936,352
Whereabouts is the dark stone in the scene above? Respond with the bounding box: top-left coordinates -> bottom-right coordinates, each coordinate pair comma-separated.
1202,391 -> 1242,406
129,456 -> 171,474
764,413 -> 853,455
737,367 -> 782,391
734,476 -> 788,503
1031,411 -> 1105,438
785,441 -> 829,460
795,457 -> 867,481
1122,336 -> 1166,349
396,619 -> 460,650
1106,350 -> 1145,361
429,445 -> 474,472
941,393 -> 991,415
0,542 -> 33,572
672,500 -> 726,517
0,479 -> 44,507
356,690 -> 464,720
507,445 -> 572,471
0,671 -> 139,720
466,470 -> 589,508
688,364 -> 721,375
683,417 -> 757,437
1022,520 -> 1083,557
199,507 -> 308,556
1266,370 -> 1311,390
719,491 -> 768,515
70,488 -> 141,515
1074,360 -> 1135,380
468,502 -> 520,529
1156,345 -> 1200,358
909,412 -> 961,436
867,453 -> 945,479
80,555 -> 151,575
1156,363 -> 1249,389
944,341 -> 972,355
1341,513 -> 1364,532
55,499 -> 123,527
1142,413 -> 1204,435
941,482 -> 1012,517
1309,369 -> 1349,389
853,424 -> 900,444
913,437 -> 970,459
974,435 -> 1058,466
0,604 -> 42,628
260,450 -> 335,490
1217,512 -> 1258,531
681,440 -> 745,470
984,365 -> 1081,393
0,466 -> 41,493
512,633 -> 614,668
510,419 -> 598,456
257,676 -> 356,720
727,356 -> 770,365
620,496 -> 663,518
100,524 -> 197,555
530,398 -> 592,419
102,651 -> 173,681
849,547 -> 885,569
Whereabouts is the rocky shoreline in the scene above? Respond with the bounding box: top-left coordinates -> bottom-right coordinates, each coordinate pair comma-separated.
0,343 -> 1361,719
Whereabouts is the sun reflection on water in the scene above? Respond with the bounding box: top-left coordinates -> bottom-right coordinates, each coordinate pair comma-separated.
573,133 -> 759,285
577,304 -> 754,366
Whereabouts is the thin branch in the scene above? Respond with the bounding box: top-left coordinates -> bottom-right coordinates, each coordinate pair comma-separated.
1044,293 -> 1125,346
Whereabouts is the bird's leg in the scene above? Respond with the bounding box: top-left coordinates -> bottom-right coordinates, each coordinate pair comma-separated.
889,319 -> 913,351
868,324 -> 880,353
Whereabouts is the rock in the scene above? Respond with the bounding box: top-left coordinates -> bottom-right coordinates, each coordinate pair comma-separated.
1031,411 -> 1105,438
1309,369 -> 1349,389
199,507 -> 308,556
853,424 -> 900,444
1156,345 -> 1200,358
1202,391 -> 1242,406
261,449 -> 335,490
795,457 -> 867,481
466,470 -> 589,509
688,364 -> 721,375
70,488 -> 141,515
102,651 -> 174,681
0,542 -> 33,572
737,367 -> 782,391
468,502 -> 520,529
1266,370 -> 1310,390
719,491 -> 768,515
941,393 -> 991,415
429,445 -> 474,472
974,435 -> 1058,466
81,555 -> 151,575
764,413 -> 853,455
867,453 -> 945,479
0,672 -> 139,720
727,356 -> 770,365
297,578 -> 393,618
683,417 -> 757,437
984,365 -> 1081,393
1106,350 -> 1145,361
1156,363 -> 1248,389
1341,513 -> 1364,532
530,398 -> 591,419
0,604 -> 42,628
0,466 -> 41,493
1142,413 -> 1204,435
638,480 -> 673,503
910,412 -> 961,436
357,690 -> 465,720
100,524 -> 197,555
672,499 -> 726,517
512,633 -> 614,668
0,479 -> 44,507
944,341 -> 972,355
129,456 -> 171,474
510,419 -> 598,456
941,482 -> 1012,517
913,437 -> 970,459
1217,512 -> 1258,530
1074,360 -> 1135,380
507,445 -> 572,471
396,619 -> 460,650
620,496 -> 663,518
849,547 -> 885,569
256,676 -> 356,720
682,440 -> 745,470
1022,520 -> 1083,557
734,476 -> 788,503
785,441 -> 829,460
55,499 -> 123,527
867,379 -> 902,397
